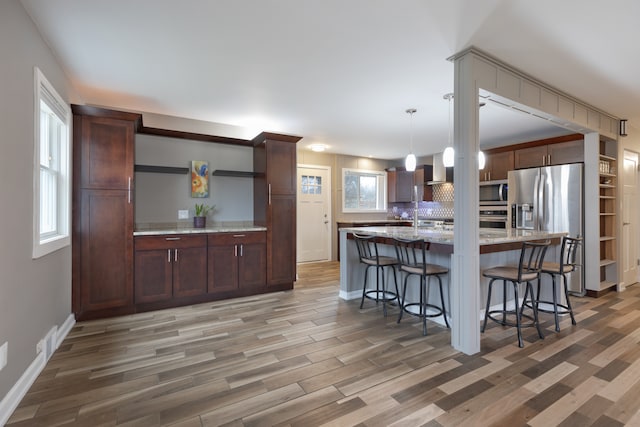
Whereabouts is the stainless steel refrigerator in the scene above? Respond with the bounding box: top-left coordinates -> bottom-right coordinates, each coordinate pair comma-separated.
507,163 -> 584,294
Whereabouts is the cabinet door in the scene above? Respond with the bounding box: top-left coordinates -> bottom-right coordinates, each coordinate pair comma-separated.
78,189 -> 133,313
208,244 -> 239,293
135,249 -> 172,303
514,145 -> 547,169
267,140 -> 297,195
239,242 -> 267,290
548,140 -> 584,165
173,246 -> 208,298
78,116 -> 134,190
388,171 -> 414,202
268,194 -> 296,287
483,151 -> 514,181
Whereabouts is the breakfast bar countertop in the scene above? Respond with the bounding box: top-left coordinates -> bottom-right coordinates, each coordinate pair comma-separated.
134,221 -> 267,236
338,225 -> 567,246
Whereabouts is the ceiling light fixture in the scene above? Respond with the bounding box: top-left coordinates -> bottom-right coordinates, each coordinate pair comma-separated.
443,93 -> 454,167
309,143 -> 326,152
405,108 -> 417,172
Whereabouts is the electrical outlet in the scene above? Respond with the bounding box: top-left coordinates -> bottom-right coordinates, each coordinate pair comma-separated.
178,209 -> 189,219
0,342 -> 7,370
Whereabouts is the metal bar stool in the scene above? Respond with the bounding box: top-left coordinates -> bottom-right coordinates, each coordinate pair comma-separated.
482,240 -> 550,348
393,237 -> 450,336
352,233 -> 400,317
525,236 -> 581,332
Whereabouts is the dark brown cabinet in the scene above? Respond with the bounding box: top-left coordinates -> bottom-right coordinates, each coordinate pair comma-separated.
72,106 -> 141,320
514,139 -> 583,169
134,235 -> 207,304
480,150 -> 514,181
387,170 -> 414,202
253,133 -> 301,290
208,232 -> 266,294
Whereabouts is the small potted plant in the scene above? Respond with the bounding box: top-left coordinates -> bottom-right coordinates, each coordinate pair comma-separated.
193,203 -> 214,228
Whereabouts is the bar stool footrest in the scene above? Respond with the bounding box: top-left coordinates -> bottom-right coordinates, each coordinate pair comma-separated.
363,290 -> 398,303
523,300 -> 573,316
403,303 -> 444,319
486,310 -> 537,329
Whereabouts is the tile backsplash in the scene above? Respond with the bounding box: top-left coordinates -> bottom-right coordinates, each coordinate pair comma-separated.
388,183 -> 454,220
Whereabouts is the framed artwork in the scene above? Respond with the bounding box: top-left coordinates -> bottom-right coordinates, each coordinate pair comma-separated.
191,160 -> 209,198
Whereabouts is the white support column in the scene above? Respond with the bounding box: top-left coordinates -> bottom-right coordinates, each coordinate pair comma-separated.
450,52 -> 481,354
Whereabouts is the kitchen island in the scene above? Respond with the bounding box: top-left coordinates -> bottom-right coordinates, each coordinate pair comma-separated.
339,226 -> 567,327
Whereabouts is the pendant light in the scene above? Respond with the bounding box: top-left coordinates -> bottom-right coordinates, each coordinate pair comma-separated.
442,93 -> 454,167
404,108 -> 417,172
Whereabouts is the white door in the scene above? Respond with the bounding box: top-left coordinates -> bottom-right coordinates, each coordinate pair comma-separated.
297,165 -> 331,263
622,150 -> 639,287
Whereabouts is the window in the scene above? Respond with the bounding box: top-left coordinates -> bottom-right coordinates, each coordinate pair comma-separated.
33,67 -> 71,258
301,174 -> 322,195
342,168 -> 387,212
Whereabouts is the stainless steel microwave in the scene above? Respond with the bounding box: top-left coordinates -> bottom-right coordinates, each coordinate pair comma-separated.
479,180 -> 508,205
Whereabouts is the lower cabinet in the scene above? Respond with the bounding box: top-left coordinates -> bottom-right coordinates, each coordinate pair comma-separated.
134,235 -> 207,303
208,232 -> 266,294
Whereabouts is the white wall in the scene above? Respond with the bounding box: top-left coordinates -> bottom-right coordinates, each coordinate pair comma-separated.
0,0 -> 79,405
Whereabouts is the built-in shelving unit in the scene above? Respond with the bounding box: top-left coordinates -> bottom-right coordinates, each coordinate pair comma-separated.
598,140 -> 618,291
134,164 -> 189,174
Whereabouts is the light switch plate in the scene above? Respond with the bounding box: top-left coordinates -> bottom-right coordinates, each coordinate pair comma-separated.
178,209 -> 189,219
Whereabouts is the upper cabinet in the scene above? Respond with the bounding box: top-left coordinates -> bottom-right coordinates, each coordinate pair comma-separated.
74,107 -> 140,190
480,150 -> 514,181
387,169 -> 414,203
387,165 -> 433,202
514,138 -> 584,169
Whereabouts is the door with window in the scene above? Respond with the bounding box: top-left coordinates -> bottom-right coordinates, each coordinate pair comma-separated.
297,165 -> 331,263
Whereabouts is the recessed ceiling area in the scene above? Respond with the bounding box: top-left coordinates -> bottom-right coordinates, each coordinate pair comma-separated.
20,0 -> 637,159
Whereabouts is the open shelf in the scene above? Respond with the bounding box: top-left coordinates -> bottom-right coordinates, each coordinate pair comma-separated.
134,164 -> 189,174
211,170 -> 262,178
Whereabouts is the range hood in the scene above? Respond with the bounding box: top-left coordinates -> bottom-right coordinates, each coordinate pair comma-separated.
427,152 -> 454,184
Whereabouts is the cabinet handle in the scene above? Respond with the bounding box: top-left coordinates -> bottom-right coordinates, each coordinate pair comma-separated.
240,244 -> 243,257
167,249 -> 171,263
542,155 -> 545,166
548,154 -> 551,165
174,249 -> 178,262
128,177 -> 132,204
233,234 -> 246,238
268,183 -> 272,205
165,237 -> 181,241
234,244 -> 238,257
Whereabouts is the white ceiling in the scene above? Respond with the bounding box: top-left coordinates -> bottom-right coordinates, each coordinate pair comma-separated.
21,0 -> 640,160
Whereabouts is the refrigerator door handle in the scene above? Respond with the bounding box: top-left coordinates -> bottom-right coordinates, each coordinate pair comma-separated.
535,173 -> 543,231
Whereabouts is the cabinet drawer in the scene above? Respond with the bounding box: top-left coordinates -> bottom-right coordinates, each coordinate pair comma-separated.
135,234 -> 207,250
208,231 -> 266,246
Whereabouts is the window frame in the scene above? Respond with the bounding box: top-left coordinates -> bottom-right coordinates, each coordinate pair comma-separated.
341,168 -> 387,213
32,67 -> 71,259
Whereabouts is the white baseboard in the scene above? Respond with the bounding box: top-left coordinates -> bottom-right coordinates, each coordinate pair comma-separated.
339,290 -> 361,300
0,313 -> 75,426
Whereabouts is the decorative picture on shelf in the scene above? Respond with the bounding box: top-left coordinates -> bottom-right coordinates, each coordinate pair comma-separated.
191,160 -> 209,198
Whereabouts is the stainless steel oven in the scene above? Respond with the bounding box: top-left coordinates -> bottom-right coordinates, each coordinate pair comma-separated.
479,180 -> 508,206
479,205 -> 509,229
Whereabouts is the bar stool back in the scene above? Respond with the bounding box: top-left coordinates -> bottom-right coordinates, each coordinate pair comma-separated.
535,236 -> 582,332
482,240 -> 550,347
353,233 -> 399,316
393,237 -> 450,336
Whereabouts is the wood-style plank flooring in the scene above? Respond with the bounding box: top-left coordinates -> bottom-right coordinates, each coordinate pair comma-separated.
8,261 -> 640,426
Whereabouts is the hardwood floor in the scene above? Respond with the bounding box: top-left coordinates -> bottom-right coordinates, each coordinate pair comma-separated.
8,262 -> 640,426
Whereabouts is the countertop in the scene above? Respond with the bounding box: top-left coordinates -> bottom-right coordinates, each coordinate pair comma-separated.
338,225 -> 566,246
134,221 -> 267,236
